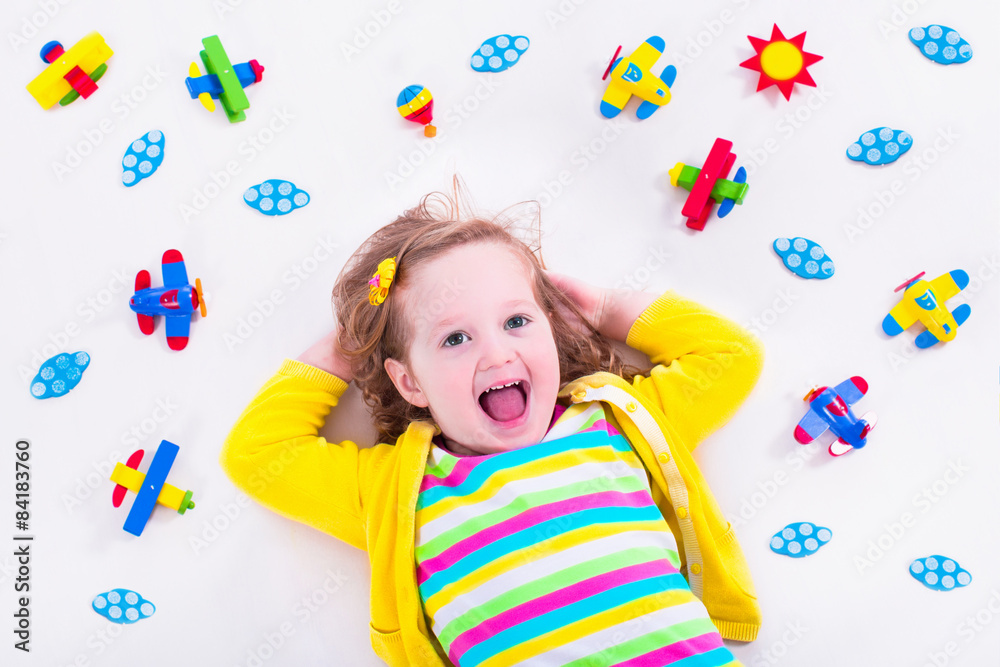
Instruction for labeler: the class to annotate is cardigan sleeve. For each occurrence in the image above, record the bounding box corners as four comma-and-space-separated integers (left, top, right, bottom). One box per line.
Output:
624, 291, 764, 452
219, 359, 374, 550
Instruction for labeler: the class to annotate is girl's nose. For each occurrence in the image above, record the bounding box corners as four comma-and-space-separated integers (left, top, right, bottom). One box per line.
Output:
477, 333, 516, 372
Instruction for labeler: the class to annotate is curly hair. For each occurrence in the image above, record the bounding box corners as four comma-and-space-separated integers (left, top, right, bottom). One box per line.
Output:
332, 185, 643, 444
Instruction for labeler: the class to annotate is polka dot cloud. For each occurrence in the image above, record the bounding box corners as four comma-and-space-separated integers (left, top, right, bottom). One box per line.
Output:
770, 522, 832, 558
910, 555, 972, 591
909, 25, 972, 65
122, 130, 164, 187
471, 35, 529, 73
847, 127, 912, 166
773, 238, 834, 279
30, 351, 90, 399
244, 179, 310, 216
92, 589, 155, 624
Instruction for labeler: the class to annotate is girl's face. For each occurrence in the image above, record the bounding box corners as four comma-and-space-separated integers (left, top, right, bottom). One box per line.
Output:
384, 243, 561, 455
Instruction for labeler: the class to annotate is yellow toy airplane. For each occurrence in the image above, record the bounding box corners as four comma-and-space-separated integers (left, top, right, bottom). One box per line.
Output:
26, 32, 113, 109
600, 36, 676, 120
882, 270, 971, 349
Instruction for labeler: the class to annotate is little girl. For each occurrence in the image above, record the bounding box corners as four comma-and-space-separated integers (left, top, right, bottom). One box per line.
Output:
222, 190, 764, 666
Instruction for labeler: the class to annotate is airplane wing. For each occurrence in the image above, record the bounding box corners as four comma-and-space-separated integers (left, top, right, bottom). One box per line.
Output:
794, 405, 829, 444
683, 142, 734, 219
164, 315, 191, 351
833, 376, 868, 408
600, 83, 632, 118
928, 270, 970, 303
161, 249, 190, 288
626, 37, 665, 73
881, 299, 919, 336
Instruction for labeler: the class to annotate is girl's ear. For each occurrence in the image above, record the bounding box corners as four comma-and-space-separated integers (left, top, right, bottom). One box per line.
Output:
384, 358, 429, 408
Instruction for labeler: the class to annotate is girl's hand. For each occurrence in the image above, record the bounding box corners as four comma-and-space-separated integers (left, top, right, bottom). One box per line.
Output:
297, 326, 354, 382
545, 271, 609, 336
546, 271, 661, 343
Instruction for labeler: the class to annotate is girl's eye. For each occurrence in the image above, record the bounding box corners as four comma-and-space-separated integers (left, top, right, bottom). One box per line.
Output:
444, 332, 467, 347
506, 315, 529, 329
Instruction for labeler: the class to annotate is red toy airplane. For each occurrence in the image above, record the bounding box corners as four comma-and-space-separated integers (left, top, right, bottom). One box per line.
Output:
669, 138, 749, 231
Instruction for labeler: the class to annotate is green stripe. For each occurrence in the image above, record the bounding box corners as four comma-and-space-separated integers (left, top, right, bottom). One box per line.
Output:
437, 545, 673, 648
415, 475, 647, 561
424, 453, 457, 479
564, 617, 719, 667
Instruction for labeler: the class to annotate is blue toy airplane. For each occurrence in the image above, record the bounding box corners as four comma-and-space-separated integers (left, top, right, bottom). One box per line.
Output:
600, 37, 677, 120
794, 376, 876, 456
128, 249, 206, 351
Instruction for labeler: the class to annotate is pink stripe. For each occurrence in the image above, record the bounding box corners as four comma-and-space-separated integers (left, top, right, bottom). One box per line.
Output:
450, 559, 673, 661
417, 489, 653, 584
582, 418, 621, 437
420, 455, 480, 491
613, 631, 726, 666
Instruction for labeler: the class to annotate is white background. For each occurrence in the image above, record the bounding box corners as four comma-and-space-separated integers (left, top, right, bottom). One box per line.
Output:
2, 0, 998, 665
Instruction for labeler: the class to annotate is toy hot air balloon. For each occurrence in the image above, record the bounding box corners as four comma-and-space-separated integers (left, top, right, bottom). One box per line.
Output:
397, 85, 436, 137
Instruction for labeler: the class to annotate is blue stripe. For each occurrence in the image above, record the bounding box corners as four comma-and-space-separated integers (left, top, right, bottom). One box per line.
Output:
457, 572, 689, 667
417, 431, 632, 509
419, 504, 663, 599
669, 646, 737, 667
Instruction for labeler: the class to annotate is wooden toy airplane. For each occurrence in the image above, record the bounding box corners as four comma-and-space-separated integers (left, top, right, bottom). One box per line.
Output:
110, 441, 195, 537
600, 36, 677, 120
185, 35, 263, 123
129, 249, 206, 351
882, 270, 971, 348
670, 138, 749, 231
795, 377, 876, 457
26, 32, 113, 109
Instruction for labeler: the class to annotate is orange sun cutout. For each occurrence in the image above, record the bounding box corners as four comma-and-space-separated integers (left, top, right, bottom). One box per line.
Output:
740, 24, 822, 100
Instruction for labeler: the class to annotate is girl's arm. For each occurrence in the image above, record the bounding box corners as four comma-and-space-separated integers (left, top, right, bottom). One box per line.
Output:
219, 331, 372, 550
549, 274, 764, 451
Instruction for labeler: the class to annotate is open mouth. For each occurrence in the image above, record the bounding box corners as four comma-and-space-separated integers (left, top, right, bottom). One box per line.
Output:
478, 379, 530, 426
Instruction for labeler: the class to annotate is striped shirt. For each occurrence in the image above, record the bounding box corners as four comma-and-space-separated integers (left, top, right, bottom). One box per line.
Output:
415, 402, 738, 667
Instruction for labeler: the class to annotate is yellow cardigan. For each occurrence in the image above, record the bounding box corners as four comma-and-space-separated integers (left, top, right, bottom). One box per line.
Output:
221, 291, 764, 665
